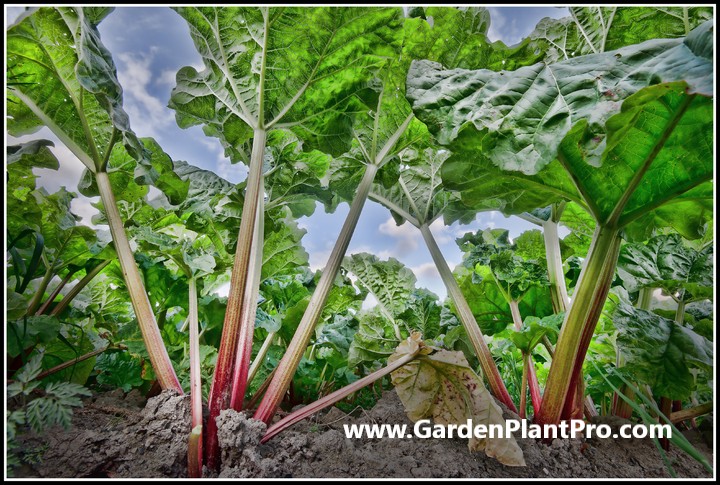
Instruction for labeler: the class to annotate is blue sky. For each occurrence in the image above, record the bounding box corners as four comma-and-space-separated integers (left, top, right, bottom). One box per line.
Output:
6, 6, 569, 299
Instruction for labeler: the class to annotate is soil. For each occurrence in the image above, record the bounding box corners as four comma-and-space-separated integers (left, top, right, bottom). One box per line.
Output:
14, 389, 714, 479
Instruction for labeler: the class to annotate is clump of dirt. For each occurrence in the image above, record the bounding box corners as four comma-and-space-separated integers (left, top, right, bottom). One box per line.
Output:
15, 389, 713, 479
17, 389, 190, 478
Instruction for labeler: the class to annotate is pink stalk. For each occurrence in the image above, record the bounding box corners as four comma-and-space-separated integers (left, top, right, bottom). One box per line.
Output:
205, 129, 267, 470
261, 350, 418, 443
229, 194, 265, 411
509, 300, 542, 414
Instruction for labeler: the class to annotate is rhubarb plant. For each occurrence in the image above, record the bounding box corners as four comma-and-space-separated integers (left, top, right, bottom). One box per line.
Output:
367, 149, 517, 410
7, 7, 187, 392
408, 21, 714, 424
169, 7, 403, 465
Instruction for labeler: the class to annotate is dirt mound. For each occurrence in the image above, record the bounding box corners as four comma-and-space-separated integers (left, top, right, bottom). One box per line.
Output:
15, 390, 713, 478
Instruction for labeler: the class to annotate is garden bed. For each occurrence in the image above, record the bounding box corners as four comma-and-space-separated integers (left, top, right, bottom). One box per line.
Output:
15, 390, 713, 479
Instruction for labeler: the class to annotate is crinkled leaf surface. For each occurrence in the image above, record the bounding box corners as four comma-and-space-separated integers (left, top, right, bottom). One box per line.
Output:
7, 7, 148, 172
348, 308, 401, 367
441, 78, 713, 241
614, 298, 712, 400
170, 7, 403, 158
408, 21, 713, 174
529, 7, 714, 63
343, 253, 416, 319
617, 234, 713, 301
370, 147, 474, 226
262, 130, 332, 217
397, 288, 443, 342
261, 215, 309, 283
390, 342, 525, 466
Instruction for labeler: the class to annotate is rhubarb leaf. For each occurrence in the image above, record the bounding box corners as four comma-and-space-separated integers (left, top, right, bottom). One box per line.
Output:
348, 308, 400, 367
614, 299, 712, 400
7, 7, 148, 173
390, 343, 525, 466
617, 234, 713, 302
529, 7, 714, 63
408, 21, 713, 174
343, 253, 416, 319
170, 7, 403, 158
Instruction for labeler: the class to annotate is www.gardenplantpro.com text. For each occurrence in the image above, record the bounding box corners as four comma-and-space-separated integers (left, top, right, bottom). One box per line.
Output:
344, 420, 671, 440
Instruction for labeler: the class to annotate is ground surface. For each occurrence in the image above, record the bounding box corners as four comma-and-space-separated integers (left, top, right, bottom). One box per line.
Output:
14, 389, 714, 478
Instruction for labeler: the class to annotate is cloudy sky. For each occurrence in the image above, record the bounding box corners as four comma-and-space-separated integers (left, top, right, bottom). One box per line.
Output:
5, 6, 569, 299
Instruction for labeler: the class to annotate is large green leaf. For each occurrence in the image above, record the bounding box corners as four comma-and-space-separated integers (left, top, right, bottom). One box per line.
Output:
453, 264, 553, 337
369, 147, 474, 227
453, 266, 511, 336
7, 7, 148, 173
614, 299, 712, 400
315, 313, 357, 358
347, 308, 401, 367
529, 7, 714, 63
442, 79, 713, 241
390, 336, 525, 466
343, 253, 416, 319
261, 215, 309, 283
507, 317, 558, 354
404, 7, 545, 72
320, 269, 368, 323
617, 234, 713, 302
408, 21, 713, 175
397, 288, 443, 341
457, 228, 551, 303
169, 7, 403, 158
263, 130, 332, 217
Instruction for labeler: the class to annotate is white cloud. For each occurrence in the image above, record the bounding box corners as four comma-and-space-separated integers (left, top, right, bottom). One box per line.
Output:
70, 197, 102, 229
487, 7, 522, 45
308, 248, 332, 272
116, 49, 176, 139
378, 217, 420, 253
410, 262, 439, 280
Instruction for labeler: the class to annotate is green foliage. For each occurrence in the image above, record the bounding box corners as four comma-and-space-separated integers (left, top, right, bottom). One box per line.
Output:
4, 6, 716, 454
7, 353, 91, 475
95, 351, 144, 392
617, 234, 713, 302
613, 297, 712, 400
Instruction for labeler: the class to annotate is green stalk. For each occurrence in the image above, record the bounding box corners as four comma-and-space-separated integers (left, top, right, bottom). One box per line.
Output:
254, 163, 379, 424
247, 330, 276, 388
205, 128, 267, 471
542, 216, 569, 314
35, 269, 76, 316
187, 276, 203, 478
96, 171, 182, 392
420, 223, 517, 413
536, 225, 621, 426
519, 353, 529, 419
509, 300, 542, 414
261, 349, 419, 443
50, 260, 111, 316
26, 265, 54, 316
